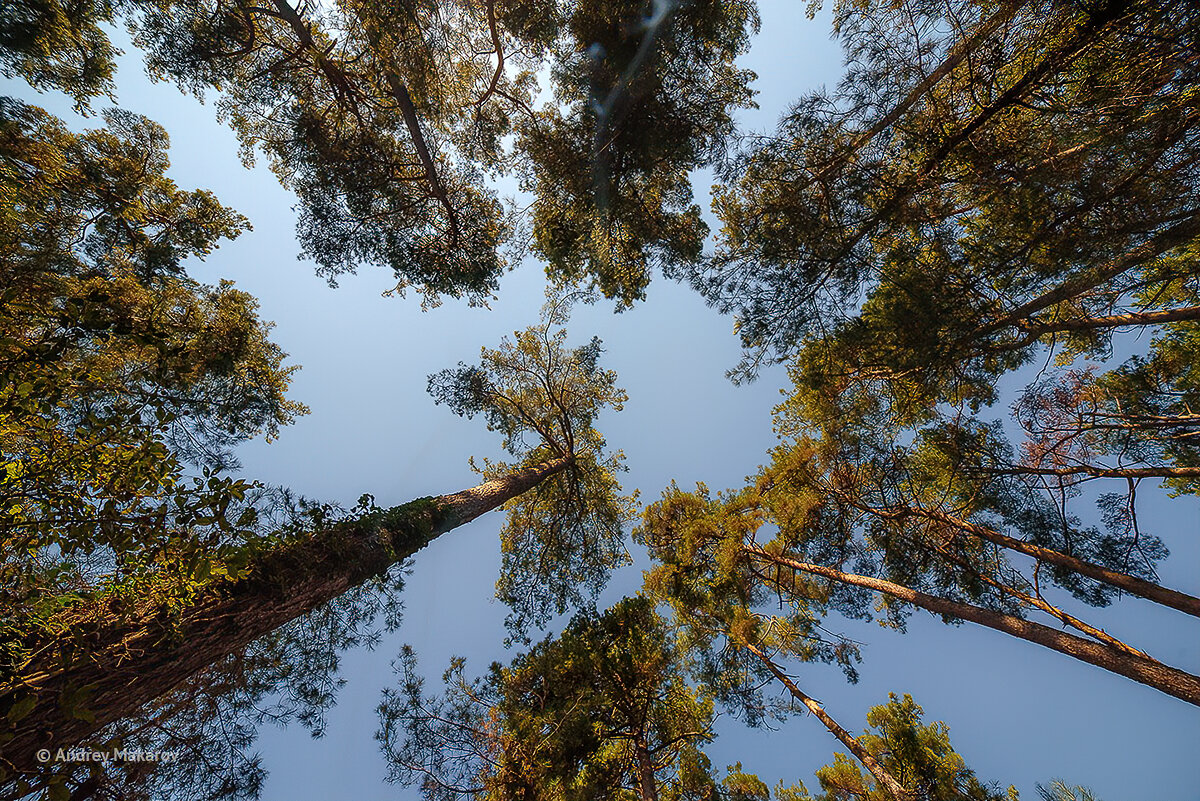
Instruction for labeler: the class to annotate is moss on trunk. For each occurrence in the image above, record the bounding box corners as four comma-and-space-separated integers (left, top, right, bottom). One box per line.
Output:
0, 458, 570, 787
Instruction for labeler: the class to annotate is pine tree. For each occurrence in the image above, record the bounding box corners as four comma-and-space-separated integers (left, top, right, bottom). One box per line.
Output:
1, 303, 633, 798
778, 694, 1017, 801
2, 0, 759, 305
378, 597, 753, 801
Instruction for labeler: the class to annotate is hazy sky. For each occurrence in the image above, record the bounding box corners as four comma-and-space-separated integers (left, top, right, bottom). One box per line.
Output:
6, 2, 1198, 798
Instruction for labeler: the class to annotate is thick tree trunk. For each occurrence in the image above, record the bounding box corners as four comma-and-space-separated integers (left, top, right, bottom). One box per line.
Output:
743, 644, 912, 801
0, 458, 570, 782
750, 551, 1200, 707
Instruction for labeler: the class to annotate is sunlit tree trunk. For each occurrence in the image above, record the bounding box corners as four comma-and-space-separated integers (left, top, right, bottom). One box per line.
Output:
742, 643, 912, 801
1, 457, 571, 780
1018, 304, 1200, 335
746, 549, 1200, 707
904, 507, 1200, 618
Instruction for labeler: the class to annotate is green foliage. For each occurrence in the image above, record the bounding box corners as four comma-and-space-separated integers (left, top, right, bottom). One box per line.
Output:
2, 0, 761, 305
428, 298, 624, 461
137, 0, 515, 302
637, 373, 1189, 709
638, 481, 861, 727
0, 0, 122, 110
630, 0, 1200, 703
378, 598, 759, 801
1035, 780, 1100, 801
681, 5, 1200, 628
429, 296, 636, 634
779, 694, 1015, 801
521, 0, 759, 304
2, 2, 1190, 797
722, 764, 769, 801
699, 0, 1200, 384
765, 405, 1167, 617
0, 100, 304, 682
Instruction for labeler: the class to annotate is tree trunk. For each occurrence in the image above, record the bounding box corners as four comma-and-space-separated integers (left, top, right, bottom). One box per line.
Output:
972, 211, 1200, 340
908, 506, 1200, 618
743, 644, 912, 801
750, 552, 1200, 707
632, 732, 659, 801
1019, 304, 1200, 335
0, 457, 571, 782
981, 464, 1200, 479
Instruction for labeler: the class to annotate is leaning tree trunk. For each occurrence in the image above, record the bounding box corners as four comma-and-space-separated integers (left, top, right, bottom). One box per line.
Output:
908, 507, 1200, 618
0, 457, 571, 782
743, 643, 912, 801
749, 550, 1200, 707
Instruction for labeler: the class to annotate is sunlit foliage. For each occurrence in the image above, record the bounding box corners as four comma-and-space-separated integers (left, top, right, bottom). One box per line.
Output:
698, 0, 1200, 386
0, 101, 305, 683
779, 694, 1016, 801
1, 0, 760, 305
378, 597, 760, 801
429, 296, 636, 635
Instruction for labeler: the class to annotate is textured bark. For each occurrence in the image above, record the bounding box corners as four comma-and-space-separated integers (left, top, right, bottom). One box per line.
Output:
0, 458, 570, 781
750, 551, 1200, 707
743, 644, 912, 801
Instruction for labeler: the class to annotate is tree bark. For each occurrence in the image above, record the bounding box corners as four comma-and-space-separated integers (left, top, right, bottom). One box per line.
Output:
979, 464, 1200, 479
1019, 304, 1200, 335
383, 75, 463, 246
0, 457, 571, 782
748, 551, 1200, 707
632, 733, 659, 801
743, 643, 912, 801
906, 506, 1200, 618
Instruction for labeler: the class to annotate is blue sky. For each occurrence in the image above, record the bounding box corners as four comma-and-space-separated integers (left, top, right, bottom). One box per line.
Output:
6, 2, 1198, 798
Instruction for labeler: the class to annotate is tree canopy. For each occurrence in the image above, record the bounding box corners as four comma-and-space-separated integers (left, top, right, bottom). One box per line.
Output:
780, 694, 1016, 801
1, 98, 305, 686
2, 0, 760, 305
379, 598, 735, 801
2, 0, 1198, 799
699, 0, 1200, 382
428, 297, 637, 634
